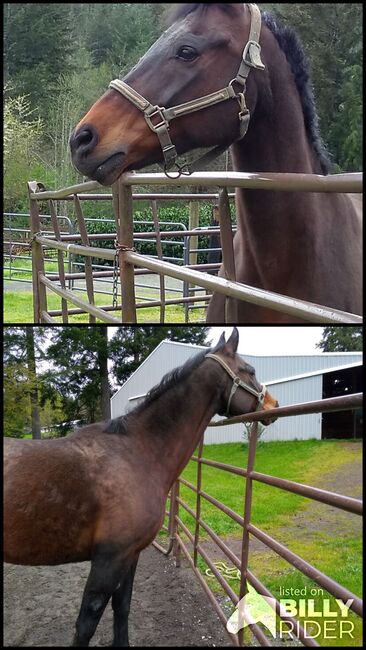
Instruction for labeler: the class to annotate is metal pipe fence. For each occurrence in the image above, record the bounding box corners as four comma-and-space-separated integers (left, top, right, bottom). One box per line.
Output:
154, 392, 363, 647
24, 183, 230, 322
4, 213, 74, 288
27, 171, 362, 323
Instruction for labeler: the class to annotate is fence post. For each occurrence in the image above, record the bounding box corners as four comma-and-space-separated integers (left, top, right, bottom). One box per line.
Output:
113, 180, 136, 323
28, 182, 48, 323
188, 196, 200, 313
238, 421, 259, 646
218, 187, 238, 323
172, 479, 181, 568
73, 195, 96, 324
49, 200, 69, 323
151, 199, 166, 323
193, 436, 205, 567
189, 199, 199, 266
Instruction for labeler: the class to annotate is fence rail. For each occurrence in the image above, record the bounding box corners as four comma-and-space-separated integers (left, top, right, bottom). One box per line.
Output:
153, 392, 363, 646
28, 171, 362, 324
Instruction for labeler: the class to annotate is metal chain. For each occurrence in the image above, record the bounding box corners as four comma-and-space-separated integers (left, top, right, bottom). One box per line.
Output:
30, 231, 42, 243
113, 240, 136, 309
112, 247, 119, 309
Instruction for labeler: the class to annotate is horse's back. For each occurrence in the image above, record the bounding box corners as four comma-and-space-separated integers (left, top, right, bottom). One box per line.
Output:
4, 436, 99, 565
4, 431, 167, 566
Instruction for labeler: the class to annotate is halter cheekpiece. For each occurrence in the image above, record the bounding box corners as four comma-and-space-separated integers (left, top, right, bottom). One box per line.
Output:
205, 353, 267, 418
108, 3, 265, 177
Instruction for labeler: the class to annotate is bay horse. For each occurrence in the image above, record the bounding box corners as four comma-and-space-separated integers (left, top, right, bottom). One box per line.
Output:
4, 328, 278, 647
70, 3, 362, 323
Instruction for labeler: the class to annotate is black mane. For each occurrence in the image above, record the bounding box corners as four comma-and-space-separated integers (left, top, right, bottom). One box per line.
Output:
104, 344, 214, 435
261, 12, 331, 174
166, 4, 331, 175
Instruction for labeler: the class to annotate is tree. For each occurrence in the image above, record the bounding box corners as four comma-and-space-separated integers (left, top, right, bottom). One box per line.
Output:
45, 326, 111, 426
4, 363, 32, 437
261, 3, 363, 171
4, 3, 75, 112
109, 326, 211, 384
3, 327, 47, 438
4, 91, 44, 212
316, 327, 362, 352
25, 328, 41, 439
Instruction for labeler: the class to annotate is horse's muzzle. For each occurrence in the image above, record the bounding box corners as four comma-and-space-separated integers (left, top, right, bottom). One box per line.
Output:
260, 399, 279, 426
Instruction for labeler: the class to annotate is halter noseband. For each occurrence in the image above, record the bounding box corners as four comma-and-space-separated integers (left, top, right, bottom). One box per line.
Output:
205, 353, 267, 418
108, 3, 265, 177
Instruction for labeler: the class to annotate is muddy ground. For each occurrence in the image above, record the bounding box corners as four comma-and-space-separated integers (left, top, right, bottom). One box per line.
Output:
4, 443, 362, 647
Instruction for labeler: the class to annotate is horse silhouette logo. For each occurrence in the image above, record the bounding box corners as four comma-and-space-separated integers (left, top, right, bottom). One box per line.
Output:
226, 583, 277, 638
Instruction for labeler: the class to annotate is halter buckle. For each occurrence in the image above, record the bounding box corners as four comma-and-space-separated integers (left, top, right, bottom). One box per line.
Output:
145, 106, 169, 132
243, 40, 265, 70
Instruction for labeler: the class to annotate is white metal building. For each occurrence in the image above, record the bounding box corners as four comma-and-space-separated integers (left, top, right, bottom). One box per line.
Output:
110, 341, 362, 443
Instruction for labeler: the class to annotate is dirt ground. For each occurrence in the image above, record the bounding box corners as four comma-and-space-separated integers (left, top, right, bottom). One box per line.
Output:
4, 443, 362, 648
4, 545, 230, 647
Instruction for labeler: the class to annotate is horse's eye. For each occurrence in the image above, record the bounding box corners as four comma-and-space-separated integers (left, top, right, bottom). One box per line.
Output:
176, 45, 198, 61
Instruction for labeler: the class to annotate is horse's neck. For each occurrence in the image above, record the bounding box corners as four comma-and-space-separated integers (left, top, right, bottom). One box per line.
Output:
132, 368, 220, 492
229, 75, 325, 288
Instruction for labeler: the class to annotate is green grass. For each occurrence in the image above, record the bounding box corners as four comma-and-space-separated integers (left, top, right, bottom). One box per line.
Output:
249, 535, 362, 647
4, 256, 56, 280
4, 254, 208, 322
3, 290, 206, 323
177, 440, 361, 534
157, 440, 362, 646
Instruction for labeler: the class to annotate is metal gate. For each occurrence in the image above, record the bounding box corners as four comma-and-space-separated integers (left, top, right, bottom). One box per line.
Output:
153, 391, 363, 646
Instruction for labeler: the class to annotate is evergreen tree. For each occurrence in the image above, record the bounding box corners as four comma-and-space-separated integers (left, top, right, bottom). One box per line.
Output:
4, 3, 75, 111
3, 327, 47, 438
45, 326, 111, 425
261, 3, 362, 171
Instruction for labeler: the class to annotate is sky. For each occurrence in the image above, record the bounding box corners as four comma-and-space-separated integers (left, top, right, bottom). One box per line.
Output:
106, 326, 326, 355
209, 327, 325, 355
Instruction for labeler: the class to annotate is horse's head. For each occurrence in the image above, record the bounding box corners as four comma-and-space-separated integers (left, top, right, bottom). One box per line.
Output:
207, 328, 278, 423
70, 4, 266, 185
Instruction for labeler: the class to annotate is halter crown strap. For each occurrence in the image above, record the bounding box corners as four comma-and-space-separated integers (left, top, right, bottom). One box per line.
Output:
108, 3, 265, 175
205, 352, 267, 417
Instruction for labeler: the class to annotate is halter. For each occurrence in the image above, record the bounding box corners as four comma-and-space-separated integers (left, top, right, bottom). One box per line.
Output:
205, 353, 267, 418
109, 3, 265, 177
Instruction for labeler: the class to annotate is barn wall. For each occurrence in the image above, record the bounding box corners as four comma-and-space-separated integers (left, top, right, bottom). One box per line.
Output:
110, 341, 361, 443
204, 375, 322, 444
110, 342, 207, 418
238, 353, 362, 383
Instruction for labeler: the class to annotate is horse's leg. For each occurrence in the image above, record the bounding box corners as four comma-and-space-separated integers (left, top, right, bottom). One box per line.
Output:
112, 554, 139, 647
73, 551, 133, 647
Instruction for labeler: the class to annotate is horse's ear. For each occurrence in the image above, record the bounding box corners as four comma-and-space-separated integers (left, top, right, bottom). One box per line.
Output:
226, 327, 239, 355
212, 331, 226, 352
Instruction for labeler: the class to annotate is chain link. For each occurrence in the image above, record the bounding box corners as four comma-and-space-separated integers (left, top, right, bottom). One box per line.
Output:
112, 248, 119, 309
113, 241, 136, 309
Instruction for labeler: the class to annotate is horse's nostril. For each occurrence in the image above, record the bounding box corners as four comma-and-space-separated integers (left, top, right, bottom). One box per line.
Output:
70, 124, 99, 158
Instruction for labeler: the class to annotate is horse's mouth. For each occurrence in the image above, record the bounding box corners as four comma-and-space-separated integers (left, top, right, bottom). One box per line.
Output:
260, 414, 278, 426
92, 152, 129, 185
